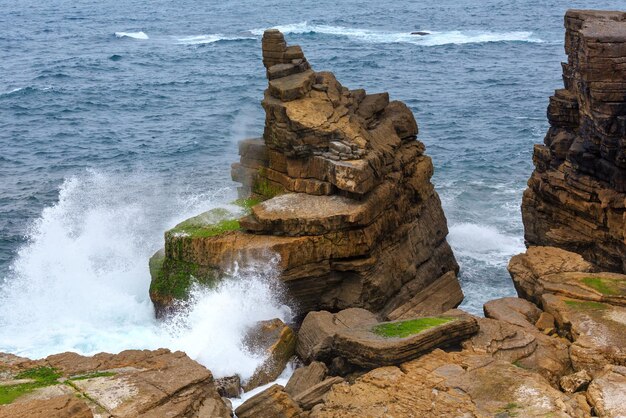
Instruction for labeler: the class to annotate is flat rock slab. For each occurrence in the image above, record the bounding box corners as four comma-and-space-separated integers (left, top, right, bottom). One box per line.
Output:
310, 349, 588, 417
542, 293, 626, 372
249, 191, 385, 236
0, 349, 231, 418
235, 384, 302, 418
268, 69, 315, 101
332, 313, 478, 369
587, 365, 626, 418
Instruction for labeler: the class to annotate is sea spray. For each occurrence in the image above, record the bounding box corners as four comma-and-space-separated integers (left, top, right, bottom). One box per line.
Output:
0, 170, 292, 380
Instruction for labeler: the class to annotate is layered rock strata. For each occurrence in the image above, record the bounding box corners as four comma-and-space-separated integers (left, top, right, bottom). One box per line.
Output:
150, 30, 461, 319
0, 349, 231, 418
522, 10, 626, 272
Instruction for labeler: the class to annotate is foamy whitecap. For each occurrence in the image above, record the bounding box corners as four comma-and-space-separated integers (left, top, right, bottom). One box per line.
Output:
250, 22, 541, 46
448, 222, 525, 266
175, 34, 255, 45
115, 31, 149, 40
0, 171, 291, 381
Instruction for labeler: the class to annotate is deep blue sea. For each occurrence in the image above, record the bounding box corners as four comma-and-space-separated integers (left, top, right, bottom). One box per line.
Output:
1, 0, 624, 376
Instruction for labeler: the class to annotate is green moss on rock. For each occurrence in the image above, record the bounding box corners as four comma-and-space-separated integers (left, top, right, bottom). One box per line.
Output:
69, 371, 116, 381
149, 250, 217, 303
563, 300, 608, 310
581, 276, 621, 295
232, 197, 263, 212
372, 317, 456, 338
0, 367, 61, 405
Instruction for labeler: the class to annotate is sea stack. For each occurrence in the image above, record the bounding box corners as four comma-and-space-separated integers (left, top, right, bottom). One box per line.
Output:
522, 10, 626, 272
150, 29, 462, 318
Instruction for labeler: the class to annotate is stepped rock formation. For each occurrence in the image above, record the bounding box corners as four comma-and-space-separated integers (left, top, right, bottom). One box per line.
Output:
522, 10, 626, 272
150, 29, 462, 319
0, 349, 231, 418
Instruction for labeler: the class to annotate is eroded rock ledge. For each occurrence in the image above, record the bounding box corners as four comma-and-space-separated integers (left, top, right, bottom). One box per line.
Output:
150, 29, 462, 319
522, 10, 626, 272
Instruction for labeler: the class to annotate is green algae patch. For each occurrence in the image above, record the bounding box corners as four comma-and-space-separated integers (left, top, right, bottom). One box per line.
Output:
0, 367, 61, 405
496, 402, 521, 417
372, 317, 456, 338
150, 256, 216, 301
232, 197, 263, 211
69, 371, 116, 381
168, 218, 241, 239
563, 300, 608, 310
581, 277, 621, 296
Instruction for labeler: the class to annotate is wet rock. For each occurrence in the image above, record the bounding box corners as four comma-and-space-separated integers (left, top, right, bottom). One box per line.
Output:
243, 318, 296, 392
215, 375, 241, 398
586, 365, 626, 418
284, 361, 328, 398
560, 370, 592, 393
234, 384, 302, 418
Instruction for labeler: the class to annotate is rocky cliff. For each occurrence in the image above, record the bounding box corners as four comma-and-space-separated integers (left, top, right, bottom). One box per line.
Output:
150, 30, 462, 319
522, 10, 626, 272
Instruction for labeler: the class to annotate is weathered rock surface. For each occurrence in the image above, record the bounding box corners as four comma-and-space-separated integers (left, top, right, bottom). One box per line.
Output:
509, 246, 626, 374
234, 384, 302, 418
522, 10, 626, 273
242, 318, 296, 392
296, 308, 478, 372
586, 365, 626, 418
309, 349, 589, 417
560, 370, 592, 393
0, 349, 231, 418
150, 29, 461, 320
284, 362, 327, 398
292, 376, 343, 411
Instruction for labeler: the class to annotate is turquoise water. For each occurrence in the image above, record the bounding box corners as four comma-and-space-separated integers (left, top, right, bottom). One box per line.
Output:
1, 0, 624, 366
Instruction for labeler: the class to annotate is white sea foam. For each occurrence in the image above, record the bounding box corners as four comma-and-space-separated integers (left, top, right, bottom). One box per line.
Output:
176, 34, 255, 45
448, 222, 525, 266
250, 22, 542, 46
115, 31, 149, 40
0, 171, 291, 381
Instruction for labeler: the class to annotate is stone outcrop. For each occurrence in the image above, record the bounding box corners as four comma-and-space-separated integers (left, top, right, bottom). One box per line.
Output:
150, 29, 461, 320
309, 349, 589, 418
0, 349, 231, 418
586, 365, 626, 418
522, 10, 626, 272
509, 246, 626, 374
296, 308, 478, 373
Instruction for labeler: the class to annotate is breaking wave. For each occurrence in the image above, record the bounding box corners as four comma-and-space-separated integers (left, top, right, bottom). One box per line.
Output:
0, 171, 291, 380
250, 22, 542, 46
115, 31, 149, 40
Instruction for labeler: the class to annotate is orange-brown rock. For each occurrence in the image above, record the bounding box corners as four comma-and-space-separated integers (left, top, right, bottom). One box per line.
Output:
242, 318, 296, 392
0, 349, 231, 418
522, 10, 626, 272
309, 349, 589, 418
234, 384, 302, 418
509, 246, 626, 374
151, 30, 461, 321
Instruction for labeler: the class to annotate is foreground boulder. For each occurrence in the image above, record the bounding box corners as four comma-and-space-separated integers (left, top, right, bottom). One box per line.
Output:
242, 318, 296, 391
0, 349, 231, 418
150, 29, 462, 320
296, 308, 478, 372
522, 10, 626, 272
234, 384, 302, 418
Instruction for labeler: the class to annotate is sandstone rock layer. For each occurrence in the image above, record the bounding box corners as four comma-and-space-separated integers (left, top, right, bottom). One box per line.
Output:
150, 30, 461, 320
522, 10, 626, 272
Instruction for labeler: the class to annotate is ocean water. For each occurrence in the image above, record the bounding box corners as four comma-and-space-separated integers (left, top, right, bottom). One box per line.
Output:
1, 0, 625, 378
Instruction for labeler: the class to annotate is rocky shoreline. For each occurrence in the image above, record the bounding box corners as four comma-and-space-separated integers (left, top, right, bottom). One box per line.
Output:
2, 9, 626, 418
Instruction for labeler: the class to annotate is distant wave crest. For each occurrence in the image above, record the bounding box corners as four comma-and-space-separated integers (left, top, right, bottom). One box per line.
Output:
115, 31, 149, 40
250, 22, 542, 46
175, 34, 255, 45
